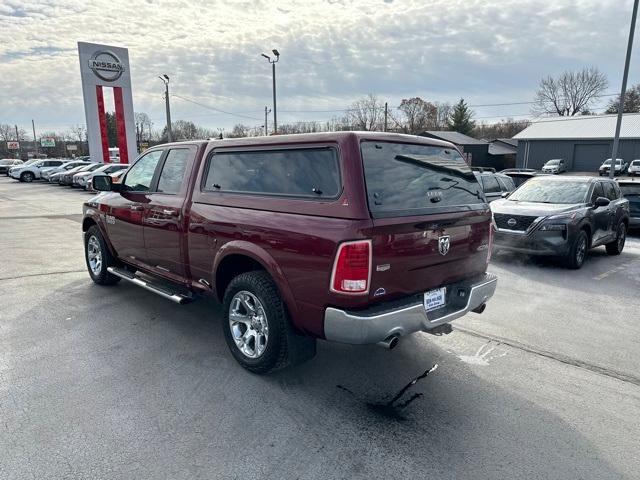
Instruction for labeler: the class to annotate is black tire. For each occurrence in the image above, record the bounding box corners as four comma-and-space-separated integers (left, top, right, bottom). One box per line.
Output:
606, 222, 626, 256
21, 171, 34, 183
84, 225, 120, 285
222, 271, 291, 374
565, 230, 589, 269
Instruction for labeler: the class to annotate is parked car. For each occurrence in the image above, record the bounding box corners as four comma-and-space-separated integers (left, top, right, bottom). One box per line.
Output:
84, 132, 497, 373
501, 170, 537, 187
42, 160, 90, 181
599, 158, 628, 176
541, 159, 566, 174
491, 176, 629, 268
59, 163, 101, 186
0, 159, 24, 174
627, 159, 640, 177
617, 179, 640, 228
7, 159, 38, 177
10, 159, 67, 182
474, 171, 516, 202
75, 163, 129, 190
85, 164, 129, 191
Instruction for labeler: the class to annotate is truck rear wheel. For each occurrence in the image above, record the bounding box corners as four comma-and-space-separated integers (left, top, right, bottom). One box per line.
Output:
222, 271, 291, 374
84, 225, 120, 285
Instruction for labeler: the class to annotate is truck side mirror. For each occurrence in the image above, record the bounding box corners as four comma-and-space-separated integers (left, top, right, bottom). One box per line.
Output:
93, 175, 119, 192
594, 196, 610, 208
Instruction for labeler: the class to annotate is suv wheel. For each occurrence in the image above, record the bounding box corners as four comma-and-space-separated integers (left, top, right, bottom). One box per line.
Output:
606, 222, 626, 255
566, 230, 589, 269
222, 271, 289, 374
21, 171, 34, 183
84, 225, 120, 285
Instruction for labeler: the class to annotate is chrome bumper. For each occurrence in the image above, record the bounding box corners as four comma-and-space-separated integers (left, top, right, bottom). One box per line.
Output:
323, 273, 497, 345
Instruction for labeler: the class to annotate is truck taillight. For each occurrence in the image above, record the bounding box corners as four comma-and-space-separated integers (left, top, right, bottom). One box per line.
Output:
330, 240, 372, 294
487, 224, 494, 264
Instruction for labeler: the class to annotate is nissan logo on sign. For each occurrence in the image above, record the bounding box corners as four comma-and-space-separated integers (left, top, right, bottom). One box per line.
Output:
88, 50, 125, 82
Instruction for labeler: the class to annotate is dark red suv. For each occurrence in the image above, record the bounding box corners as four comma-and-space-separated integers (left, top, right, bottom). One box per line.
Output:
83, 132, 497, 373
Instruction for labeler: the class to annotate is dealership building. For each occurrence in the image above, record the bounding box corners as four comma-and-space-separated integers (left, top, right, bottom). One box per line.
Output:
513, 113, 640, 172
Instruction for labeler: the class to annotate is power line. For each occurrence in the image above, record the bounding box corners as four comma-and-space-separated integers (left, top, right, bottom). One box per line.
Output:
171, 94, 262, 121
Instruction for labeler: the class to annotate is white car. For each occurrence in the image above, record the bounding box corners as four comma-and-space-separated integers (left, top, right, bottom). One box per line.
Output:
74, 163, 128, 189
41, 161, 91, 181
541, 158, 566, 174
10, 159, 66, 182
628, 159, 640, 177
598, 158, 628, 176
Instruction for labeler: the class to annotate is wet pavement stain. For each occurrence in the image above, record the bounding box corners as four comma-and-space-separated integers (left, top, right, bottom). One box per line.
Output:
337, 363, 439, 421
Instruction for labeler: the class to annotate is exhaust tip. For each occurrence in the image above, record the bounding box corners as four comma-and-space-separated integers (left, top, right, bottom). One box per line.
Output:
472, 303, 487, 314
377, 335, 400, 350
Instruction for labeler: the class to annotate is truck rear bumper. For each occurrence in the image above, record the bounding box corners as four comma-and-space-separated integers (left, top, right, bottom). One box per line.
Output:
323, 273, 497, 345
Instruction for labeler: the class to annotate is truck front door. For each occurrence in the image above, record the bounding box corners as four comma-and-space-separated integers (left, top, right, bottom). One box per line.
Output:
142, 147, 196, 282
106, 149, 164, 266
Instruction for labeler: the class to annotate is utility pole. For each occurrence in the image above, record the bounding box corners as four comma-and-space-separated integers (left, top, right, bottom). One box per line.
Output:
261, 50, 280, 134
159, 74, 172, 142
32, 119, 37, 156
14, 125, 20, 158
610, 0, 638, 179
384, 102, 388, 132
264, 106, 271, 136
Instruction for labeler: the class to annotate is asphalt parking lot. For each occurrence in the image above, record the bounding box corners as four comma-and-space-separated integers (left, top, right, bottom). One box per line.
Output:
1, 176, 639, 480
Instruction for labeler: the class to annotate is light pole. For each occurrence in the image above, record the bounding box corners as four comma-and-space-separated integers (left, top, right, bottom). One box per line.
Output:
609, 0, 638, 179
261, 49, 280, 134
159, 74, 172, 142
264, 106, 271, 135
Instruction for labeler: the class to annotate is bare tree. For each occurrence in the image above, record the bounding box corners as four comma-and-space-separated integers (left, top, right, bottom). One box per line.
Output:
397, 97, 438, 134
434, 102, 452, 130
473, 118, 531, 139
343, 94, 384, 131
227, 124, 250, 138
533, 67, 608, 116
134, 112, 153, 141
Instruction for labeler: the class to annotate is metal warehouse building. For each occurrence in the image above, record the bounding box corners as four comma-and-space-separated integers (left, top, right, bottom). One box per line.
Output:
513, 113, 640, 172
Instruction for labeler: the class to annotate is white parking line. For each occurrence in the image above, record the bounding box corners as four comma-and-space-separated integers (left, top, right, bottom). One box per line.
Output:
593, 261, 636, 280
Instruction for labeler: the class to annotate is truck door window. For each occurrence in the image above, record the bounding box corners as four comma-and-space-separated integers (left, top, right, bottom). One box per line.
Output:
122, 150, 163, 192
157, 149, 190, 194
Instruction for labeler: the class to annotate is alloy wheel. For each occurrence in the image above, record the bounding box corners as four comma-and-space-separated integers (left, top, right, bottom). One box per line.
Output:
87, 235, 103, 276
228, 291, 269, 359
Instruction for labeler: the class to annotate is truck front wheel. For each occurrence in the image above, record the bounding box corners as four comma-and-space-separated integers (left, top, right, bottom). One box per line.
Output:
222, 271, 294, 374
84, 225, 120, 285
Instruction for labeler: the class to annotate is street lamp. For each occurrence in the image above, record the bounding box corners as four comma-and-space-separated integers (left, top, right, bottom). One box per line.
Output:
261, 49, 280, 134
159, 74, 172, 142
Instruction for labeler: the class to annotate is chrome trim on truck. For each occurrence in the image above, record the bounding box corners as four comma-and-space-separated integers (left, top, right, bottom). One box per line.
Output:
323, 273, 497, 345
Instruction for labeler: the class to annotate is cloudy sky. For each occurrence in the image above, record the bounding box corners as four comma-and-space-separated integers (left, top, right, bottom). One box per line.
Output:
1, 0, 638, 135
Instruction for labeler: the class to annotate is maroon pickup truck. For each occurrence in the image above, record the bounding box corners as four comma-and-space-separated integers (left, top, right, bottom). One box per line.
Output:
83, 132, 497, 373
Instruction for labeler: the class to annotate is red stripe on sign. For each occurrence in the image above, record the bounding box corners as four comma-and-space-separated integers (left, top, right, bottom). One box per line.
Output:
96, 85, 110, 163
113, 87, 129, 164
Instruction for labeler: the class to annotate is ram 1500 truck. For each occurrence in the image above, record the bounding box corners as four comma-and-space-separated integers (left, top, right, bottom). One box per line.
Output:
83, 132, 497, 373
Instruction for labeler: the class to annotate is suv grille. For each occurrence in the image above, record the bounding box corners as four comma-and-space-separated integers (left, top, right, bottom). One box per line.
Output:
494, 213, 539, 231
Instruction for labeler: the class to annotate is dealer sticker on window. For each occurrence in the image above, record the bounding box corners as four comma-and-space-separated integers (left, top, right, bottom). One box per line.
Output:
424, 287, 446, 312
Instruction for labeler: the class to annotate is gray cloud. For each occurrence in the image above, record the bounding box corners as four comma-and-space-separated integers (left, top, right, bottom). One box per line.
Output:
0, 0, 637, 132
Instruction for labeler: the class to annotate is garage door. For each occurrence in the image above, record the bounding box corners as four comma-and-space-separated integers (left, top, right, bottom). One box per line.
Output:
573, 143, 610, 172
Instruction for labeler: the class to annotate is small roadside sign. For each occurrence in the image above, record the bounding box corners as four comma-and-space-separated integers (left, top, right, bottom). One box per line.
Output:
41, 137, 56, 147
7, 141, 19, 150
66, 144, 78, 151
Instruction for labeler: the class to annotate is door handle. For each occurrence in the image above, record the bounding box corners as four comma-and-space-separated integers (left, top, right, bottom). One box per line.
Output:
130, 205, 143, 211
162, 209, 178, 215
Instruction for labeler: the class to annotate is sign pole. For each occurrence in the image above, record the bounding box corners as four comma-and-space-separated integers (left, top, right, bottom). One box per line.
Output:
32, 119, 38, 156
609, 0, 638, 179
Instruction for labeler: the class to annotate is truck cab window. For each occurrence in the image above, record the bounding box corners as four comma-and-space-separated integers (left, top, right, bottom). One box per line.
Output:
122, 150, 163, 192
157, 149, 190, 194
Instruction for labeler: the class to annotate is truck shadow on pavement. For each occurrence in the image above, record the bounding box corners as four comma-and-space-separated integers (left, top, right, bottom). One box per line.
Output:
2, 275, 629, 480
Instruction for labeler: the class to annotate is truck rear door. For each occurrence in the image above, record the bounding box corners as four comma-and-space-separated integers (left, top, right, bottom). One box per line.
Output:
360, 140, 491, 302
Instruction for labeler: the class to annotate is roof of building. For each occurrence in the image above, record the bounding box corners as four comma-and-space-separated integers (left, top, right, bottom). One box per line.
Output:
513, 113, 640, 140
495, 138, 518, 147
488, 142, 517, 156
421, 131, 488, 145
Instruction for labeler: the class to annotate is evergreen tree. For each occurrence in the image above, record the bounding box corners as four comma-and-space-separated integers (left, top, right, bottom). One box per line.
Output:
447, 99, 476, 135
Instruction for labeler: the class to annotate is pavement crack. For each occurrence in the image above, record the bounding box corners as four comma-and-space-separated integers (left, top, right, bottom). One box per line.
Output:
454, 326, 640, 387
0, 270, 86, 282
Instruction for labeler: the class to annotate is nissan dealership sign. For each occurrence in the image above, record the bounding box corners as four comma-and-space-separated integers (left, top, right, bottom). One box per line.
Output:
78, 42, 136, 164
88, 50, 125, 82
